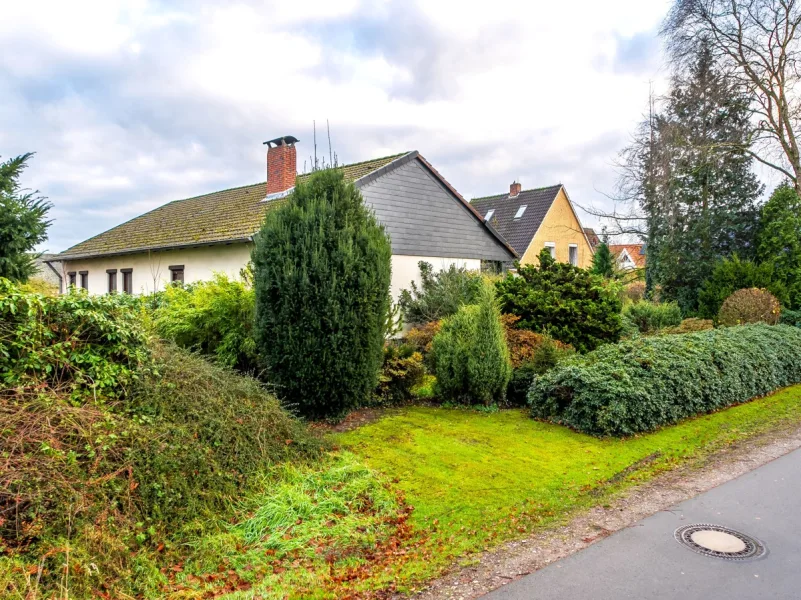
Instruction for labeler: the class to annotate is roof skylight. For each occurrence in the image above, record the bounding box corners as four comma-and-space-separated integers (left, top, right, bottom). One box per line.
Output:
484, 209, 495, 221
514, 205, 527, 219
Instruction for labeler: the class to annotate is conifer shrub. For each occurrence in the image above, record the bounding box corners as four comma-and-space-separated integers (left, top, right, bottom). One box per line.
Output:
495, 249, 622, 352
432, 281, 511, 405
252, 169, 392, 419
697, 255, 787, 319
398, 261, 484, 325
373, 344, 426, 405
622, 300, 682, 334
506, 336, 574, 406
662, 317, 714, 334
529, 324, 801, 437
718, 288, 781, 326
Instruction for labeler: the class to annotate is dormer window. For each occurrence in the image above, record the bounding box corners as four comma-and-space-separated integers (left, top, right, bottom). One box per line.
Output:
484, 209, 495, 222
514, 205, 527, 219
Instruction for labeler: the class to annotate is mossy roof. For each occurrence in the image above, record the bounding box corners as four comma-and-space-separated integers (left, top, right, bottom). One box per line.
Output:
58, 153, 408, 260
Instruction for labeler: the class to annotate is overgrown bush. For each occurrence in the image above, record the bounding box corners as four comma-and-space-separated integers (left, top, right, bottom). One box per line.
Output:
432, 281, 511, 405
506, 336, 574, 406
622, 300, 682, 334
718, 288, 781, 326
373, 344, 426, 405
529, 324, 801, 437
253, 169, 392, 419
697, 255, 787, 319
495, 249, 623, 352
398, 261, 484, 325
153, 273, 258, 372
0, 278, 150, 399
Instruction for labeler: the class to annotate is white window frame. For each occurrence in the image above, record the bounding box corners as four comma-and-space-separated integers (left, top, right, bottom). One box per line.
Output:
568, 243, 578, 266
484, 209, 495, 222
514, 205, 528, 219
544, 241, 556, 259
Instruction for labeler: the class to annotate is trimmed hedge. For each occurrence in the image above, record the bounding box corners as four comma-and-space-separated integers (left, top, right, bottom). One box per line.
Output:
529, 324, 801, 437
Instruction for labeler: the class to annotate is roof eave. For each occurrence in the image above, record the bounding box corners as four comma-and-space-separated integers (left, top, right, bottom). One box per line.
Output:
57, 237, 253, 262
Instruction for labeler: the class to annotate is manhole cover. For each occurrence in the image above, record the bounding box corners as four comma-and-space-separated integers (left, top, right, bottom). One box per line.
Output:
674, 524, 766, 561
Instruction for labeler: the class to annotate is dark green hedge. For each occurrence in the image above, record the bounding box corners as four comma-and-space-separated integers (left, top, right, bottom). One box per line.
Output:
528, 324, 801, 437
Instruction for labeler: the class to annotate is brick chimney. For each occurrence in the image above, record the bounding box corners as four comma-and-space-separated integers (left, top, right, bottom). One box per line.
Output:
263, 135, 299, 195
509, 180, 522, 197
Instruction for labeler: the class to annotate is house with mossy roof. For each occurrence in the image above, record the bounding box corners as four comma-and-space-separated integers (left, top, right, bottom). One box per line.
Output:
470, 181, 594, 268
54, 136, 515, 298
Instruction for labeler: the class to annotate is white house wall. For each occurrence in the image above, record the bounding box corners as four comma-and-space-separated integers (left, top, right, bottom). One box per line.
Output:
61, 243, 252, 295
62, 245, 481, 303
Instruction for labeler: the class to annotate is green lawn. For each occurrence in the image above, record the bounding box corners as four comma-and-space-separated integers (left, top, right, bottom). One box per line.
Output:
333, 384, 801, 591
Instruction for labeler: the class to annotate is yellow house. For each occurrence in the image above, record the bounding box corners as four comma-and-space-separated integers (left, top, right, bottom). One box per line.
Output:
470, 182, 594, 268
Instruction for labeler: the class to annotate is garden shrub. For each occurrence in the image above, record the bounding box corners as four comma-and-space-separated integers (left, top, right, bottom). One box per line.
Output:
780, 308, 801, 327
0, 278, 151, 399
662, 317, 714, 334
405, 320, 441, 356
253, 169, 392, 419
432, 281, 511, 405
529, 324, 801, 437
718, 288, 781, 326
506, 336, 574, 406
502, 313, 572, 368
398, 261, 484, 325
623, 281, 646, 303
622, 300, 682, 334
153, 272, 258, 372
697, 255, 787, 319
373, 344, 426, 405
495, 248, 622, 353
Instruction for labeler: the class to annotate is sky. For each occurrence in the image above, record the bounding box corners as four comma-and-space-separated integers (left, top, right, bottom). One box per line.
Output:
1, 0, 674, 253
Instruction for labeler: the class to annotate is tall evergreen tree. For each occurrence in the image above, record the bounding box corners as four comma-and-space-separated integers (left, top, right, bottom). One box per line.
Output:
0, 153, 51, 282
252, 168, 392, 419
642, 43, 763, 313
757, 182, 801, 308
591, 242, 615, 279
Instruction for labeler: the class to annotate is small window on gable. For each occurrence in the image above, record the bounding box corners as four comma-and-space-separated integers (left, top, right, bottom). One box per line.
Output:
169, 265, 185, 284
79, 271, 88, 290
569, 244, 578, 266
545, 242, 556, 259
484, 209, 495, 222
514, 205, 527, 219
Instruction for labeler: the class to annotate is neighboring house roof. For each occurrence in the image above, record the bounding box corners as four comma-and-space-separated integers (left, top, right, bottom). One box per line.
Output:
584, 227, 600, 248
469, 184, 572, 255
609, 244, 646, 268
58, 151, 515, 261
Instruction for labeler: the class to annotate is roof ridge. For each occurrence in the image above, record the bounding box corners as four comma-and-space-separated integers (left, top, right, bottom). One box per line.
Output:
470, 183, 562, 202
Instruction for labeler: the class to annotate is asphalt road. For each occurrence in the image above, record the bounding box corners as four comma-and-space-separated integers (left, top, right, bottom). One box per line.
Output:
482, 447, 801, 600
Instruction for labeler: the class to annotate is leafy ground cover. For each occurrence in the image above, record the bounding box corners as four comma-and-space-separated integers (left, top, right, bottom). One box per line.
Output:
331, 385, 801, 594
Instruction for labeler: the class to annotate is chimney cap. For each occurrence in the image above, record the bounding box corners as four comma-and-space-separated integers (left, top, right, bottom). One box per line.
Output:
263, 135, 299, 148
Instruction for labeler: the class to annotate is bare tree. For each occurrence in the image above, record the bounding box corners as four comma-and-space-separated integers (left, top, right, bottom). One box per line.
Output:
663, 0, 801, 191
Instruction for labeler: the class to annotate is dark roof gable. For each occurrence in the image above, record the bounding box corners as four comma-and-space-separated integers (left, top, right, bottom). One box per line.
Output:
469, 184, 563, 255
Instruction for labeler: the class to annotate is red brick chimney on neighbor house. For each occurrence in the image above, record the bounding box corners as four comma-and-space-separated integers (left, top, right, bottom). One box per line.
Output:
509, 181, 522, 197
264, 135, 298, 195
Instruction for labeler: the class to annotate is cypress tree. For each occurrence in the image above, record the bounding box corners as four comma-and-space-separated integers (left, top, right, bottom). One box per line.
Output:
591, 242, 615, 279
252, 169, 392, 419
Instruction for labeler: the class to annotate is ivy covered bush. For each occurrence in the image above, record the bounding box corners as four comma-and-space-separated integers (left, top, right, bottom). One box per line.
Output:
495, 249, 623, 352
432, 281, 511, 405
398, 261, 484, 325
718, 288, 781, 326
253, 169, 392, 419
529, 324, 801, 437
153, 272, 258, 373
622, 300, 682, 334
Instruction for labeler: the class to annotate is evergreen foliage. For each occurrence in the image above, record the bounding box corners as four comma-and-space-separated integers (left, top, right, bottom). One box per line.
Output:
0, 153, 52, 282
495, 248, 623, 353
697, 255, 787, 319
756, 183, 801, 308
398, 261, 484, 325
622, 300, 683, 334
252, 169, 392, 419
432, 281, 511, 405
590, 242, 615, 278
530, 324, 801, 436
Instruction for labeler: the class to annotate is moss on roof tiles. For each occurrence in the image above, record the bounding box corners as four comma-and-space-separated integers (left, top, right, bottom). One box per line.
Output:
59, 153, 408, 259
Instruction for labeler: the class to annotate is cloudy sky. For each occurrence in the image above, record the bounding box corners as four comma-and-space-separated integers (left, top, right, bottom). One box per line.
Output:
1, 0, 672, 253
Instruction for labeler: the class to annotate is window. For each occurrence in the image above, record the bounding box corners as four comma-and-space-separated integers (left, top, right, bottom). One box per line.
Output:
569, 244, 578, 266
107, 269, 117, 293
514, 205, 527, 219
169, 265, 185, 284
545, 242, 556, 259
79, 271, 88, 290
121, 268, 133, 294
484, 209, 495, 222
67, 272, 76, 288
